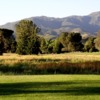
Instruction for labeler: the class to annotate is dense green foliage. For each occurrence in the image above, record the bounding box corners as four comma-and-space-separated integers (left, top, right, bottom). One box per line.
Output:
16, 20, 41, 54
40, 37, 48, 54
1, 19, 100, 55
84, 37, 97, 52
53, 38, 63, 53
95, 31, 100, 51
0, 29, 16, 54
0, 32, 4, 55
58, 32, 83, 52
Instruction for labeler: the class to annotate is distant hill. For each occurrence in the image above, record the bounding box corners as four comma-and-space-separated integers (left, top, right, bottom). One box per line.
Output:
1, 11, 100, 39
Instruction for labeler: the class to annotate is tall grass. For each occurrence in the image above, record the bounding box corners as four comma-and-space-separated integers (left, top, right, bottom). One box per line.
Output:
0, 52, 100, 74
1, 52, 100, 62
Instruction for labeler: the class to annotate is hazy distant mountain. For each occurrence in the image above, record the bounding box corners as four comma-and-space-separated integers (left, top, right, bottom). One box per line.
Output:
1, 11, 100, 39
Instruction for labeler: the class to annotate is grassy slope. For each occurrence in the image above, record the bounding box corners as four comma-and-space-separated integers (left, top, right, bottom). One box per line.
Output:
0, 75, 100, 100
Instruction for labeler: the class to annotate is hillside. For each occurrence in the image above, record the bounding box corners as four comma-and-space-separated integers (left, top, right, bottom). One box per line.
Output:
0, 11, 100, 39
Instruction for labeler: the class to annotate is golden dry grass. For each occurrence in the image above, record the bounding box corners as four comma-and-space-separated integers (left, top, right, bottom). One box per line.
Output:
0, 52, 100, 74
0, 52, 100, 65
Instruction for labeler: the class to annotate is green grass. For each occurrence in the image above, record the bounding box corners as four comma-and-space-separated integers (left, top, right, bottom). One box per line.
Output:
0, 75, 100, 100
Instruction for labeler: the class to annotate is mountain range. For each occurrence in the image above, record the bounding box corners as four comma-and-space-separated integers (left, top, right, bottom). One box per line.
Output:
0, 11, 100, 39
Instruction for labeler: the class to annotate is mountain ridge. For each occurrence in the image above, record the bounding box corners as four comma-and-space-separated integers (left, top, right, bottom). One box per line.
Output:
0, 11, 100, 38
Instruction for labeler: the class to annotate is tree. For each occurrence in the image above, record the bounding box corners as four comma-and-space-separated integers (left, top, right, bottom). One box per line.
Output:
53, 38, 63, 53
59, 32, 69, 47
0, 32, 4, 55
95, 38, 100, 51
59, 32, 83, 52
16, 20, 41, 55
40, 37, 48, 54
84, 37, 97, 52
0, 29, 16, 53
47, 39, 55, 53
67, 32, 83, 51
95, 31, 100, 51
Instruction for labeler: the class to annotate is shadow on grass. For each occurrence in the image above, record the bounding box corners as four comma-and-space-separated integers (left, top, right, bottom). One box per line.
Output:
0, 80, 100, 96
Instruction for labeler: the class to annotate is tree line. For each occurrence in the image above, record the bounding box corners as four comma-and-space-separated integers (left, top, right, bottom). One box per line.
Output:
0, 19, 100, 55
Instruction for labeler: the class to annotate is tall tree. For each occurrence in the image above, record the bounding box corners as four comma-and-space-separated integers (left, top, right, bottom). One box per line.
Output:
84, 37, 97, 52
40, 37, 48, 54
16, 20, 41, 55
53, 38, 63, 53
0, 32, 4, 55
95, 31, 100, 51
0, 29, 16, 53
59, 32, 83, 52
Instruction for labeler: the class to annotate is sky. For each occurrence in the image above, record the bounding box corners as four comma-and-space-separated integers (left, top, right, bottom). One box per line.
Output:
0, 0, 100, 25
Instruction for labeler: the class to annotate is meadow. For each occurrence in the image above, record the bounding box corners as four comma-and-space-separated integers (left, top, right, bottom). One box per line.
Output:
0, 75, 100, 100
1, 52, 100, 63
0, 53, 100, 99
0, 52, 100, 74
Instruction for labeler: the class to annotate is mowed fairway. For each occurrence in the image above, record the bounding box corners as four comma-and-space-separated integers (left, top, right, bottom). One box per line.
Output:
0, 75, 100, 100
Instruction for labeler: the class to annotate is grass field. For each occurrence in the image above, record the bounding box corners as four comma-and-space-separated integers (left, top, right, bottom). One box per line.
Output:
0, 52, 100, 74
1, 52, 100, 64
0, 53, 100, 99
0, 75, 100, 100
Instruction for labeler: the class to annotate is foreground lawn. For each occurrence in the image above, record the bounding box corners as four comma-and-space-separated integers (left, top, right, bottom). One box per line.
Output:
0, 75, 100, 100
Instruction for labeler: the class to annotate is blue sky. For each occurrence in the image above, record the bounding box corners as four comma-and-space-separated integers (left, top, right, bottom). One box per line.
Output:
0, 0, 100, 25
